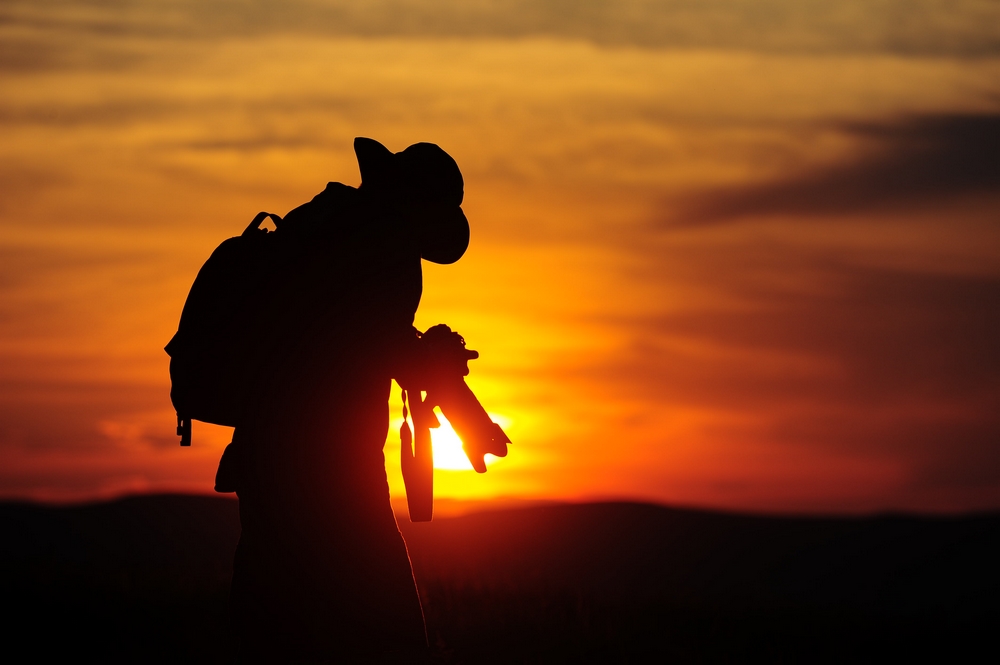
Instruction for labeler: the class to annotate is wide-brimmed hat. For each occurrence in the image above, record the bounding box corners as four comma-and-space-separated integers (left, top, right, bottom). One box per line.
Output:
354, 137, 469, 264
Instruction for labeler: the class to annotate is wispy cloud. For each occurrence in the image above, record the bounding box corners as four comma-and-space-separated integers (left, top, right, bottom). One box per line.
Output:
675, 114, 1000, 225
602, 264, 1000, 407
2, 0, 999, 71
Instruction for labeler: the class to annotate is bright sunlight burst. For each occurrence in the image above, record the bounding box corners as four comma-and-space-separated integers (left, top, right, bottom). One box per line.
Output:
430, 411, 507, 471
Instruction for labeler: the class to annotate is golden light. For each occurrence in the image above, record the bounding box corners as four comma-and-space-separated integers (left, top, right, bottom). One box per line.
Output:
430, 411, 507, 471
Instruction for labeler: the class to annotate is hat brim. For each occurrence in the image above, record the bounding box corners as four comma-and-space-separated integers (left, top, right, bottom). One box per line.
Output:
419, 206, 469, 264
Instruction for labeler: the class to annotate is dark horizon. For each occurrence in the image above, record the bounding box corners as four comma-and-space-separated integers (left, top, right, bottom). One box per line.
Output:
8, 490, 1000, 522
4, 492, 996, 661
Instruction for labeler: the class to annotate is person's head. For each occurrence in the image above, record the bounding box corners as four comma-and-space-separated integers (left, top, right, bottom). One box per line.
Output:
354, 137, 469, 264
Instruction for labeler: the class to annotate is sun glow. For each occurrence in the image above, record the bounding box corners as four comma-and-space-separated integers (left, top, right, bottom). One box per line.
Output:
430, 411, 505, 471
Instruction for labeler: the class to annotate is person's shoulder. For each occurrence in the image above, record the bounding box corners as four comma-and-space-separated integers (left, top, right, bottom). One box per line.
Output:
311, 181, 358, 206
281, 182, 359, 230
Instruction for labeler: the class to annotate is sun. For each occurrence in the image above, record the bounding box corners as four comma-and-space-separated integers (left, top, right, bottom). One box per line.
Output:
430, 411, 506, 471
430, 413, 475, 470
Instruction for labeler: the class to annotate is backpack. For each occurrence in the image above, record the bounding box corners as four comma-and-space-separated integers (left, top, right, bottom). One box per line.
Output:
165, 211, 283, 445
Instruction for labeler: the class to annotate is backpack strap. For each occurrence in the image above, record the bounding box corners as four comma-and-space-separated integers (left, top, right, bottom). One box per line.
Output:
242, 211, 283, 236
177, 414, 191, 446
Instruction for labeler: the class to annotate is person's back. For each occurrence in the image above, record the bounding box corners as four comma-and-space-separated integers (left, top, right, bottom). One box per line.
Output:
227, 138, 469, 662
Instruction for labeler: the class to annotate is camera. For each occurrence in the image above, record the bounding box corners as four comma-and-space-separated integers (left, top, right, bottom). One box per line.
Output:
398, 325, 511, 521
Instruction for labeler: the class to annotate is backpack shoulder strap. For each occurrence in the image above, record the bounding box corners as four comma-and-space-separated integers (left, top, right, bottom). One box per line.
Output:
243, 211, 283, 237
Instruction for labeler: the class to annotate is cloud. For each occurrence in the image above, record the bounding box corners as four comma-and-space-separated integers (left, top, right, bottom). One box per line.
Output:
2, 0, 999, 72
598, 263, 1000, 410
0, 380, 167, 452
0, 167, 69, 213
542, 258, 1000, 497
676, 114, 1000, 224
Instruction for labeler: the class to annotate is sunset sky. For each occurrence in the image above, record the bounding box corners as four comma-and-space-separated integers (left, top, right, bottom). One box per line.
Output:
1, 1, 998, 514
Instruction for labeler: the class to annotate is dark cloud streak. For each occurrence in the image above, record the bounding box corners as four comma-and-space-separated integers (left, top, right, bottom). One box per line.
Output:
676, 114, 1000, 225
558, 262, 1000, 491
599, 264, 1000, 408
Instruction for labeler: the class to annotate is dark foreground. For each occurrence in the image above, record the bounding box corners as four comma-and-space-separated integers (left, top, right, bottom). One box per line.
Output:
1, 495, 996, 663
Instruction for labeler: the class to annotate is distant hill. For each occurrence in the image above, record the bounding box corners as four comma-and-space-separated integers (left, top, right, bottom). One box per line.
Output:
2, 495, 997, 662
402, 501, 1000, 612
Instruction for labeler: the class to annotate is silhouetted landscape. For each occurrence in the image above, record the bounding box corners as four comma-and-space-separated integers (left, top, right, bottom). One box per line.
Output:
2, 495, 996, 662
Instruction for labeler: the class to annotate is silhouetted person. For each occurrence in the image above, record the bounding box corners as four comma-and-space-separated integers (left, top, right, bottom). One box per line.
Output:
221, 138, 470, 662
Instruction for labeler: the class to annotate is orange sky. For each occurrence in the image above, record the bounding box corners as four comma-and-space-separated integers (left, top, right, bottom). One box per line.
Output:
2, 1, 999, 513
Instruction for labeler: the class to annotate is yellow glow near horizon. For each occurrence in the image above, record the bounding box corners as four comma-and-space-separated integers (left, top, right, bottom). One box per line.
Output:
429, 411, 507, 471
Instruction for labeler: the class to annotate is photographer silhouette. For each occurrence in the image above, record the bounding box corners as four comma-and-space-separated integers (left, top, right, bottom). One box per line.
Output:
167, 138, 500, 662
